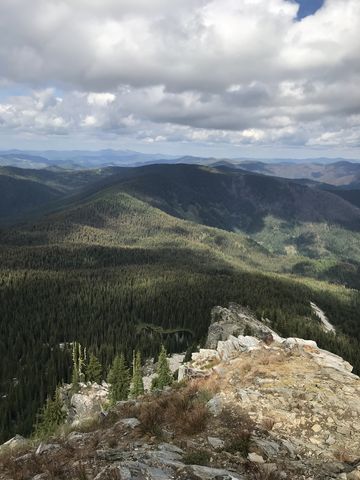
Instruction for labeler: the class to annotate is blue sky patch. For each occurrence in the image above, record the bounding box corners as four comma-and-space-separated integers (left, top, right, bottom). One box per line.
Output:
295, 0, 325, 19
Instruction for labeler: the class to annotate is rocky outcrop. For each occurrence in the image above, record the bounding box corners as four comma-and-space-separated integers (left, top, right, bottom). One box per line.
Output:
310, 301, 336, 333
60, 382, 109, 426
206, 303, 281, 349
0, 434, 27, 452
178, 304, 360, 478
2, 303, 360, 480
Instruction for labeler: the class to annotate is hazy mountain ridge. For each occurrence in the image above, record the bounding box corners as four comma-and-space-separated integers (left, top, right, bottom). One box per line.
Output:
0, 150, 180, 170
237, 160, 360, 188
1, 149, 359, 171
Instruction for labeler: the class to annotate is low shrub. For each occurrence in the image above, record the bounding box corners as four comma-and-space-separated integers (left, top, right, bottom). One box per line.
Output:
183, 449, 210, 466
135, 380, 210, 437
225, 432, 251, 456
138, 401, 163, 436
220, 408, 254, 457
180, 402, 209, 435
262, 417, 275, 431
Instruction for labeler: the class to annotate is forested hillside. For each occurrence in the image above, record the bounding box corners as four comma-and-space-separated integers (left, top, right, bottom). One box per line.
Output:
1, 164, 360, 443
0, 166, 118, 224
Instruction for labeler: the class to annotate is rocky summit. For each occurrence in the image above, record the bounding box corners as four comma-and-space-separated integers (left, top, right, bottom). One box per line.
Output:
1, 304, 360, 480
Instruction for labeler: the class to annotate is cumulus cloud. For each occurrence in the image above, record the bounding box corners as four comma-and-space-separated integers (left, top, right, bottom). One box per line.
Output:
0, 0, 359, 152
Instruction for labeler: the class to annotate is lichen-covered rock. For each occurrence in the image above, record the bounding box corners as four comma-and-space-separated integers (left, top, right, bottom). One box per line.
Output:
207, 394, 223, 416
35, 443, 61, 455
119, 417, 141, 429
0, 434, 27, 451
186, 465, 245, 479
59, 382, 109, 425
206, 304, 279, 349
207, 436, 225, 449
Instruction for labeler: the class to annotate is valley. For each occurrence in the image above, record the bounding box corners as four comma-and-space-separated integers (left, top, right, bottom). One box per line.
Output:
0, 162, 360, 443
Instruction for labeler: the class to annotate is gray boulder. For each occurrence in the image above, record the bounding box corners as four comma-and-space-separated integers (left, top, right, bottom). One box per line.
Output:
0, 434, 27, 451
187, 464, 245, 479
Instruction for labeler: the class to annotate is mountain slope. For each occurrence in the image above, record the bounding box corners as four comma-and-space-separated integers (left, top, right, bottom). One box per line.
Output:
111, 164, 360, 232
1, 163, 360, 443
85, 164, 360, 267
325, 187, 360, 209
238, 160, 360, 188
0, 166, 120, 224
0, 174, 62, 220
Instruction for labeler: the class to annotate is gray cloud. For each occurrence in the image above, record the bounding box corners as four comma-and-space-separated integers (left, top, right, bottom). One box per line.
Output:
0, 0, 359, 153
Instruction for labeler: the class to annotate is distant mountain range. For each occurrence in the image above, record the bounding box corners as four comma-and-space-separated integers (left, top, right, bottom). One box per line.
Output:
232, 160, 360, 189
0, 149, 179, 169
0, 149, 359, 172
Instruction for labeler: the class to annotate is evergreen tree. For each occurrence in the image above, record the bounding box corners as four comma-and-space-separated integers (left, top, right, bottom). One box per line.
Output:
34, 387, 66, 439
130, 351, 144, 398
107, 354, 130, 403
71, 342, 86, 386
79, 344, 86, 383
151, 345, 173, 391
71, 342, 79, 386
86, 353, 102, 383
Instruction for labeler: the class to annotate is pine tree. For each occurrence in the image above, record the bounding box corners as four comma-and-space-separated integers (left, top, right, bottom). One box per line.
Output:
107, 354, 130, 403
151, 345, 173, 391
79, 344, 86, 383
86, 353, 102, 383
71, 342, 79, 386
130, 351, 144, 398
71, 342, 86, 387
34, 387, 66, 439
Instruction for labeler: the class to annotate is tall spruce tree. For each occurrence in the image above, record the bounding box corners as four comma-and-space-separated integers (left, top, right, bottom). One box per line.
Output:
86, 353, 102, 383
107, 354, 130, 403
34, 387, 66, 439
130, 351, 144, 398
151, 345, 173, 391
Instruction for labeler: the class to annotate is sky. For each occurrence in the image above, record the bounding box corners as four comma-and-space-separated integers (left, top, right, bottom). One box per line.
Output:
0, 0, 359, 159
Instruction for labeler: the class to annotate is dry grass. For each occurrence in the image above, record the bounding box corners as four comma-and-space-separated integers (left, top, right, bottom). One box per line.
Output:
334, 447, 355, 463
249, 464, 279, 480
181, 403, 209, 435
138, 401, 163, 436
135, 380, 211, 437
255, 349, 285, 367
0, 431, 106, 480
0, 379, 215, 478
262, 417, 275, 431
72, 416, 101, 433
219, 408, 254, 458
241, 361, 253, 374
73, 464, 89, 480
199, 374, 221, 396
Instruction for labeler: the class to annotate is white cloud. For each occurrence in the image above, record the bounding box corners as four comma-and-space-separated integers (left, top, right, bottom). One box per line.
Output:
0, 0, 359, 153
87, 92, 116, 106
